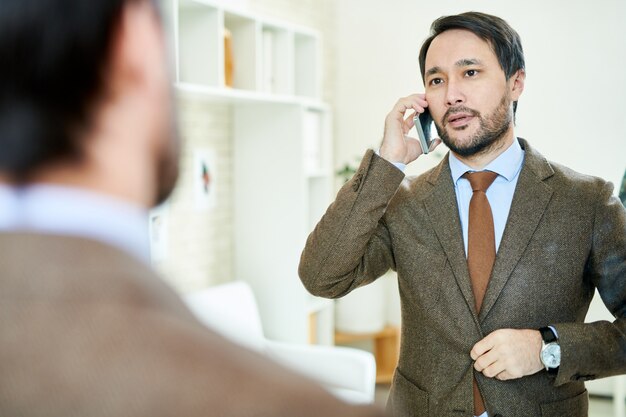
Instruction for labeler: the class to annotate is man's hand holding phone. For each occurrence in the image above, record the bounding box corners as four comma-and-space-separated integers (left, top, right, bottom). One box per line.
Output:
379, 94, 440, 165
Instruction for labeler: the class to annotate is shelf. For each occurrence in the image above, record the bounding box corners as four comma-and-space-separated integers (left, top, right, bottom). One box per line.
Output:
335, 325, 400, 384
172, 0, 320, 100
169, 0, 333, 346
335, 325, 399, 343
174, 82, 328, 109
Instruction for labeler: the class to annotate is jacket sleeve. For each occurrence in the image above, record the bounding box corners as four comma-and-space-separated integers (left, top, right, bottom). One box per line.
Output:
554, 179, 626, 386
298, 149, 406, 299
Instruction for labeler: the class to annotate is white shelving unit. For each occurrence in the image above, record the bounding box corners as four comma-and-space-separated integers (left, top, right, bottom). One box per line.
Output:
166, 0, 334, 345
172, 0, 321, 101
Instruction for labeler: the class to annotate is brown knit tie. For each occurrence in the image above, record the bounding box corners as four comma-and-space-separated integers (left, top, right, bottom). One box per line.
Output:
464, 170, 498, 416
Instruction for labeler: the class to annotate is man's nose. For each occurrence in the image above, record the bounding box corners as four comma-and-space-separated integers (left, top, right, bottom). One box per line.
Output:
445, 80, 466, 107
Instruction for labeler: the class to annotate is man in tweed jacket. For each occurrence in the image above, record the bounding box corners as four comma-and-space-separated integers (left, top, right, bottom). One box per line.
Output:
299, 12, 625, 417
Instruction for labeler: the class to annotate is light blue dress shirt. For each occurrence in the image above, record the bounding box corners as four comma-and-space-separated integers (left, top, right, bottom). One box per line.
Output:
0, 184, 150, 264
383, 139, 525, 255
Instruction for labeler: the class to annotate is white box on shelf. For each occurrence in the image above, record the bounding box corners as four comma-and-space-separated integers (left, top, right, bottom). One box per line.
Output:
261, 25, 293, 96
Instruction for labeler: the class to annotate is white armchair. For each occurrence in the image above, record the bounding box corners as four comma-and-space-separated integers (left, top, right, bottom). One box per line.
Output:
183, 281, 376, 404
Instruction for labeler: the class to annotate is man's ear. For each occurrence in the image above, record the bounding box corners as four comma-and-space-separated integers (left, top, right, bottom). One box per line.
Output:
107, 1, 164, 97
510, 69, 526, 101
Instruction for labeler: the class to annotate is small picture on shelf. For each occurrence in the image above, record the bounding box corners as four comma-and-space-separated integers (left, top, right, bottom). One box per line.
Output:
224, 28, 234, 87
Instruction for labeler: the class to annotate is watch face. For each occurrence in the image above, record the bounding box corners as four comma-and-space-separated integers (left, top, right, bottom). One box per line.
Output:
542, 343, 561, 368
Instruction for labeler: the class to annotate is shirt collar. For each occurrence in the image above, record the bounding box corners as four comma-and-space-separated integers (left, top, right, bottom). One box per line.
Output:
0, 184, 150, 264
449, 137, 525, 184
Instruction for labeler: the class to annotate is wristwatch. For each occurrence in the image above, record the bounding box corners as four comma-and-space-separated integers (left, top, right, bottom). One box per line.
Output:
539, 327, 561, 375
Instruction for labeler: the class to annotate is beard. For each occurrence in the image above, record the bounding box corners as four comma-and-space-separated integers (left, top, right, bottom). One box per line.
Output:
435, 93, 513, 157
153, 101, 181, 206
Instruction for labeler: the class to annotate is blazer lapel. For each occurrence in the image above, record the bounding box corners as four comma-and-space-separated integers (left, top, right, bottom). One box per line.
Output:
479, 139, 555, 322
423, 156, 480, 323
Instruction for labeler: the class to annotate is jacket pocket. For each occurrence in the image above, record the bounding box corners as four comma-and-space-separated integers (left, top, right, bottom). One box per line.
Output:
540, 389, 588, 417
387, 369, 429, 417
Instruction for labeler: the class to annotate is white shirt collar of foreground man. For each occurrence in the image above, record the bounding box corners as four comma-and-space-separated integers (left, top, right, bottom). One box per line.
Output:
0, 184, 150, 264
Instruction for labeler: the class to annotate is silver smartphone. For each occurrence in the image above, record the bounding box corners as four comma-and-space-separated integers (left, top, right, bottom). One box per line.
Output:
413, 109, 434, 154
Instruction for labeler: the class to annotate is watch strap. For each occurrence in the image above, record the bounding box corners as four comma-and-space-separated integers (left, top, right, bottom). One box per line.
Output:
539, 326, 557, 343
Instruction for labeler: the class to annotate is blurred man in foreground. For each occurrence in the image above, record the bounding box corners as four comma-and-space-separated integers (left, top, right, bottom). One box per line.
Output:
0, 1, 383, 416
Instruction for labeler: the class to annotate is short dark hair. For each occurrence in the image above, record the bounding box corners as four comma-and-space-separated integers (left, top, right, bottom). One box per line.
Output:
418, 12, 525, 113
0, 0, 146, 181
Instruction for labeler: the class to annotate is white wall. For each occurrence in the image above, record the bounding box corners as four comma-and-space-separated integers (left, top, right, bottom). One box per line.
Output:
153, 100, 234, 292
334, 0, 626, 187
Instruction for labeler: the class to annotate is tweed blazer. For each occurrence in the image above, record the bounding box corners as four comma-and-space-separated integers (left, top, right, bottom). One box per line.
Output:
0, 233, 383, 417
299, 139, 626, 417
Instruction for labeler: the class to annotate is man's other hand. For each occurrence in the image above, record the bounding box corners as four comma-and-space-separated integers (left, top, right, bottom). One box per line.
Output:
470, 328, 544, 380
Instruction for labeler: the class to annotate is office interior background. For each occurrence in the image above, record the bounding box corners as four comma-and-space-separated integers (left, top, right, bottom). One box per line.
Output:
152, 0, 626, 414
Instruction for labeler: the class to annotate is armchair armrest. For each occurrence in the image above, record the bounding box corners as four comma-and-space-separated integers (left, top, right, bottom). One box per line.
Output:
265, 340, 376, 404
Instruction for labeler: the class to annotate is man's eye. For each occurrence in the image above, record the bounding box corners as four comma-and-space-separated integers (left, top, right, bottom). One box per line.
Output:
429, 78, 443, 86
466, 69, 478, 77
